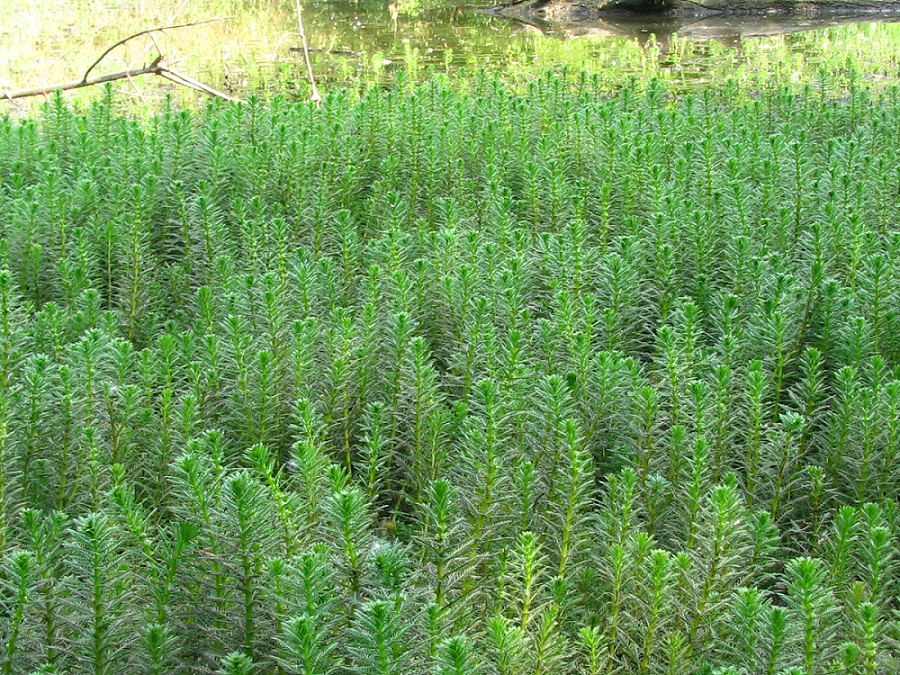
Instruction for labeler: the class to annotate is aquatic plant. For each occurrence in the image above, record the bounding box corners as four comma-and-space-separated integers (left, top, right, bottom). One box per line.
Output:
0, 74, 899, 672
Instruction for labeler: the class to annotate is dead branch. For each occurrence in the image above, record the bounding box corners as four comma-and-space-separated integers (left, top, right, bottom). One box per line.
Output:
158, 65, 244, 102
3, 56, 165, 100
294, 0, 322, 106
81, 17, 229, 83
1, 20, 245, 104
2, 56, 244, 103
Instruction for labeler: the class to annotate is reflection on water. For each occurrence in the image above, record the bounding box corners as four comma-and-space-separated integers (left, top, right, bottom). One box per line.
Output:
2, 0, 900, 103
502, 10, 900, 50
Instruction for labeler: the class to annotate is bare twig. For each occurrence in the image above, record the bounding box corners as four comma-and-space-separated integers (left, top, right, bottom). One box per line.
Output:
294, 0, 322, 106
2, 54, 245, 103
4, 56, 165, 100
2, 17, 245, 104
125, 68, 150, 108
158, 65, 245, 103
129, 0, 193, 78
148, 32, 164, 62
82, 17, 229, 83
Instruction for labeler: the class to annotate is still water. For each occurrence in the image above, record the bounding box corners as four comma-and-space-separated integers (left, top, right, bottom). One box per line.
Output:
2, 0, 900, 102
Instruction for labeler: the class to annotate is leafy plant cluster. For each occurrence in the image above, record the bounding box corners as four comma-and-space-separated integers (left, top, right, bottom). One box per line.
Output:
1, 74, 900, 674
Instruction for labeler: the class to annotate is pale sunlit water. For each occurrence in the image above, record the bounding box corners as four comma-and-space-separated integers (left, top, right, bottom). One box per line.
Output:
2, 0, 900, 107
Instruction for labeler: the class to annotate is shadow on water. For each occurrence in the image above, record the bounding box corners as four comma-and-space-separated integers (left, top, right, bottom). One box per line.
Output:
489, 9, 900, 51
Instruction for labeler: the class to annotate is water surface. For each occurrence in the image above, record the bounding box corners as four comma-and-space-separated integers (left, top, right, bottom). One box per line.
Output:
2, 0, 900, 104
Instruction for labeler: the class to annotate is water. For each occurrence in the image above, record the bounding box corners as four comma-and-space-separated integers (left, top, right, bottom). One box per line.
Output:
2, 0, 900, 104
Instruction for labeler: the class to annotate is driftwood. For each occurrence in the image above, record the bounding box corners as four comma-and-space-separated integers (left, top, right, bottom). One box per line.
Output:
1, 20, 244, 103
